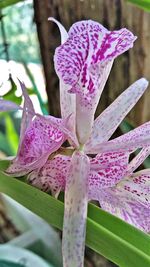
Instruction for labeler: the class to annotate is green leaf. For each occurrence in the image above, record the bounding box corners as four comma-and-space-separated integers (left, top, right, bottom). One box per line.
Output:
127, 0, 150, 12
0, 162, 150, 267
5, 114, 19, 155
0, 0, 23, 9
0, 159, 10, 170
3, 78, 22, 105
0, 132, 13, 155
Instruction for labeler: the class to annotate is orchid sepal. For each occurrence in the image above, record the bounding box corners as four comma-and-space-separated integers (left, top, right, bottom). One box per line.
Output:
62, 151, 90, 267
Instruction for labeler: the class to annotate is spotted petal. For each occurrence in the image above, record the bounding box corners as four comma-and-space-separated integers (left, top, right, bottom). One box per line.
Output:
85, 121, 150, 154
86, 78, 148, 149
62, 151, 90, 267
89, 152, 129, 200
28, 155, 71, 197
6, 116, 67, 176
98, 170, 150, 232
49, 18, 76, 132
17, 81, 35, 153
54, 20, 136, 144
127, 147, 150, 174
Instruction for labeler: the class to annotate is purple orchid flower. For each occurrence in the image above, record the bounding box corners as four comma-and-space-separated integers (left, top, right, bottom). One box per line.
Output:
0, 19, 150, 267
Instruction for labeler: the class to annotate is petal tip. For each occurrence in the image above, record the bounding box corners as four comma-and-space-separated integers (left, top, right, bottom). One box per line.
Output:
140, 77, 149, 85
48, 17, 68, 44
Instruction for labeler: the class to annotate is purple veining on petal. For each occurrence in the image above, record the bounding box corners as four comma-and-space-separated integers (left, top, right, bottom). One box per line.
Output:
54, 20, 136, 144
88, 152, 129, 200
92, 28, 136, 63
99, 188, 150, 232
120, 172, 150, 208
28, 155, 70, 197
6, 116, 67, 176
54, 20, 136, 107
18, 117, 65, 163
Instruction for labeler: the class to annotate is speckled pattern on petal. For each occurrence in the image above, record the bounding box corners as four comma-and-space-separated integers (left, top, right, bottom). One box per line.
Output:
86, 78, 148, 149
98, 170, 150, 232
85, 121, 150, 154
28, 155, 71, 197
89, 152, 129, 199
6, 116, 66, 175
62, 151, 90, 267
54, 20, 136, 144
55, 20, 136, 107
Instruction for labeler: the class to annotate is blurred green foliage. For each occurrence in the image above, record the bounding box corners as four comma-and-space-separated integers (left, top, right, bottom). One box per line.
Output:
0, 109, 20, 156
0, 1, 40, 63
127, 0, 150, 12
0, 0, 23, 9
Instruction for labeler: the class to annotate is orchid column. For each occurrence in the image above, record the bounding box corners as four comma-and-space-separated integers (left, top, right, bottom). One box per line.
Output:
51, 19, 136, 266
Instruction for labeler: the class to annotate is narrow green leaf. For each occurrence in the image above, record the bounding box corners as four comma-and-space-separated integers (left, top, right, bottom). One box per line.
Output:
0, 166, 150, 267
127, 0, 150, 12
5, 114, 19, 154
3, 78, 22, 105
88, 203, 150, 256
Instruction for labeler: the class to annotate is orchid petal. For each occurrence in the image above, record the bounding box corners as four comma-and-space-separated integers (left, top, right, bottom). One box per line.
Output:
62, 151, 90, 267
98, 170, 150, 232
86, 78, 148, 148
75, 60, 113, 144
6, 116, 66, 176
18, 80, 35, 115
85, 121, 150, 154
49, 18, 76, 127
38, 114, 79, 148
17, 80, 35, 153
127, 147, 150, 174
48, 17, 68, 44
99, 187, 150, 232
89, 152, 129, 200
54, 20, 136, 144
60, 81, 76, 128
118, 170, 150, 207
28, 155, 71, 197
0, 99, 21, 112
